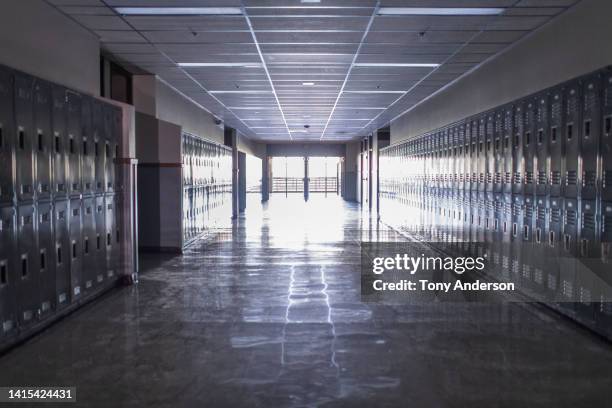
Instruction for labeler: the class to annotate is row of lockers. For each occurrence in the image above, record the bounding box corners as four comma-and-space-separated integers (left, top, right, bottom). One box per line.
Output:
181, 133, 232, 246
379, 192, 612, 337
0, 194, 122, 342
183, 185, 232, 243
0, 64, 122, 205
182, 132, 232, 187
379, 65, 612, 338
381, 67, 612, 202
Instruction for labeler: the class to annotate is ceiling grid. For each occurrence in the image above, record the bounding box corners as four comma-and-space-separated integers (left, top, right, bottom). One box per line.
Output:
46, 0, 581, 142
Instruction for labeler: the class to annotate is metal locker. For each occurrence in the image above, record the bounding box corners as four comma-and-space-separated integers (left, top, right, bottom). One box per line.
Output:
81, 197, 97, 294
549, 89, 563, 197
33, 80, 52, 201
521, 195, 542, 295
523, 100, 536, 196
477, 116, 486, 192
80, 96, 95, 196
485, 113, 495, 193
0, 206, 18, 337
37, 201, 55, 318
14, 73, 36, 203
535, 94, 549, 196
493, 111, 504, 193
104, 105, 116, 193
92, 100, 106, 194
580, 74, 602, 200
602, 70, 612, 202
563, 82, 581, 198
575, 200, 599, 323
67, 93, 82, 197
113, 107, 123, 192
114, 193, 122, 276
547, 197, 564, 302
51, 85, 68, 199
16, 203, 40, 326
512, 102, 524, 195
559, 197, 578, 312
466, 121, 475, 194
105, 194, 117, 279
53, 200, 70, 309
0, 66, 15, 204
69, 198, 82, 300
95, 195, 106, 284
502, 107, 513, 194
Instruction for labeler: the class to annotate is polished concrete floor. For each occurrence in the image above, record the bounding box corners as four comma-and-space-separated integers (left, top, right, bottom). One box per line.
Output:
1, 194, 612, 407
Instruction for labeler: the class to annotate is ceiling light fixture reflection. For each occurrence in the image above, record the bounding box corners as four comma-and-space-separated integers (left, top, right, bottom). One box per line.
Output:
302, 82, 315, 86
114, 7, 243, 15
377, 7, 504, 16
353, 63, 440, 68
178, 63, 263, 68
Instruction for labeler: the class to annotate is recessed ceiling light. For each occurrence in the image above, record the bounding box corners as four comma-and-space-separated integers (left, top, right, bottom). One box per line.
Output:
377, 7, 504, 16
114, 7, 243, 15
302, 82, 315, 86
353, 63, 440, 68
178, 63, 263, 68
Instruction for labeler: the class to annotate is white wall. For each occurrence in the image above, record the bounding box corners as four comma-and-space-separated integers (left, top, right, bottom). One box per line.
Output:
0, 0, 100, 95
391, 0, 612, 144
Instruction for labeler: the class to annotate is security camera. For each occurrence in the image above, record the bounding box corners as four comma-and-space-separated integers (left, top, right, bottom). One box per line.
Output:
214, 118, 223, 126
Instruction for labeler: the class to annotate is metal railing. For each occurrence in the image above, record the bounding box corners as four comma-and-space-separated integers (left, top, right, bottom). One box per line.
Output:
271, 177, 338, 194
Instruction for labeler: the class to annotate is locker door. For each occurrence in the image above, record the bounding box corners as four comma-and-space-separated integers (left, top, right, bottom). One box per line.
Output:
521, 195, 541, 295
535, 94, 549, 196
524, 101, 536, 196
53, 200, 70, 309
547, 197, 563, 302
93, 100, 106, 194
69, 199, 82, 300
563, 83, 581, 198
112, 106, 123, 192
512, 102, 524, 195
0, 206, 18, 337
81, 197, 96, 293
105, 195, 117, 278
0, 66, 15, 204
33, 80, 52, 201
104, 105, 115, 193
575, 199, 599, 323
494, 111, 504, 193
16, 204, 39, 326
14, 73, 36, 202
478, 117, 486, 192
81, 96, 95, 196
602, 70, 612, 202
67, 93, 82, 197
485, 113, 494, 193
95, 196, 107, 283
503, 107, 513, 194
581, 74, 602, 200
549, 89, 563, 197
37, 202, 55, 318
560, 197, 578, 311
51, 86, 68, 199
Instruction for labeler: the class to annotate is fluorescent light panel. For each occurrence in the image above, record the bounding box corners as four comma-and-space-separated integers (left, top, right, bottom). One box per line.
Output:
302, 82, 315, 86
209, 90, 272, 94
114, 7, 243, 15
353, 63, 440, 68
377, 7, 504, 16
178, 63, 263, 68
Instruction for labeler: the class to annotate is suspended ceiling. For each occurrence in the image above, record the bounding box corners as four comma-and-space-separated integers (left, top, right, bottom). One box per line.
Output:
47, 0, 580, 142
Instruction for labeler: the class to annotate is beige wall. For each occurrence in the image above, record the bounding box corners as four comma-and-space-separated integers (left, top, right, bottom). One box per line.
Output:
391, 0, 612, 144
0, 0, 100, 95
